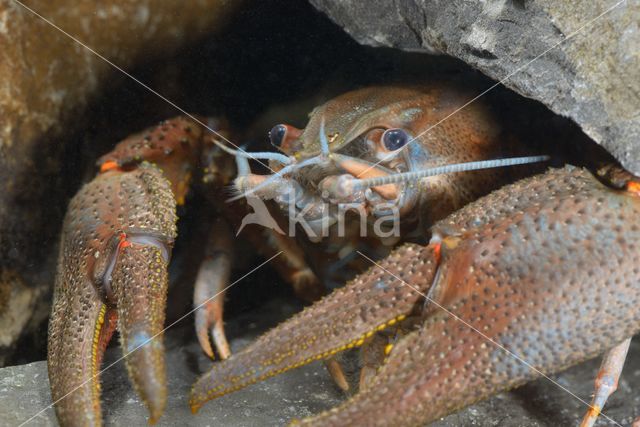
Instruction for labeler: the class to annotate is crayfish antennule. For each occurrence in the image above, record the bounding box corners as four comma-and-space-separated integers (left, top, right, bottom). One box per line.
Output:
232, 175, 267, 197
319, 116, 330, 156
212, 137, 293, 166
235, 155, 251, 177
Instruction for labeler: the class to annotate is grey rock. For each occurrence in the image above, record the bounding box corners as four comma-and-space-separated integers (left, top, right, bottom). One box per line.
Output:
310, 0, 640, 175
1, 299, 344, 427
2, 298, 640, 426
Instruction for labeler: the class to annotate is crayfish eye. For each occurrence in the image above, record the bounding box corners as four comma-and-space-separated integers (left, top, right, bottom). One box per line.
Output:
269, 124, 287, 148
382, 128, 410, 151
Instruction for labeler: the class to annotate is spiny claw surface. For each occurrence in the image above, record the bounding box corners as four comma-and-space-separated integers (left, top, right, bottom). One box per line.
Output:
111, 242, 170, 424
192, 167, 640, 426
48, 164, 176, 426
302, 167, 640, 426
190, 243, 438, 411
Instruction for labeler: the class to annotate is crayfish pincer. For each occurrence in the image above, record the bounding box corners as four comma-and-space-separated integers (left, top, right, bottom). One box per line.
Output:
48, 117, 226, 426
190, 166, 640, 427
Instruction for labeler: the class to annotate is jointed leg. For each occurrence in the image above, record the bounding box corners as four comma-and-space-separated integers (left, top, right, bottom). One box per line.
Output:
194, 218, 234, 360
580, 338, 632, 427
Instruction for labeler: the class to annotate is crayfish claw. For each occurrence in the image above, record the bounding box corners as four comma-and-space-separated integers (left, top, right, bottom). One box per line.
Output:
193, 218, 234, 360
302, 167, 640, 426
111, 242, 171, 424
48, 294, 114, 426
49, 163, 177, 426
194, 294, 231, 360
189, 243, 438, 412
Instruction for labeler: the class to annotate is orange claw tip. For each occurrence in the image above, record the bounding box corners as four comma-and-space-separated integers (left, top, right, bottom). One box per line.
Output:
99, 160, 120, 173
627, 181, 640, 196
195, 309, 216, 360
190, 402, 201, 414
580, 405, 601, 427
142, 391, 166, 426
189, 390, 202, 414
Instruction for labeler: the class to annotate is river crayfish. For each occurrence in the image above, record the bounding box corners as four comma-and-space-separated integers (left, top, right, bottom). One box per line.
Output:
47, 84, 639, 426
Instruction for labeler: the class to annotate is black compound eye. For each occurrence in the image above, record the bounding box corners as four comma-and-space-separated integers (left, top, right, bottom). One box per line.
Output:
269, 124, 287, 148
382, 128, 410, 151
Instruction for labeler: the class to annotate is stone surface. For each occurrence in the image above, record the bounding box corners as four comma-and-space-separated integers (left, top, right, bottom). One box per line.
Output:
2, 297, 640, 426
0, 270, 40, 366
0, 0, 239, 363
309, 0, 640, 176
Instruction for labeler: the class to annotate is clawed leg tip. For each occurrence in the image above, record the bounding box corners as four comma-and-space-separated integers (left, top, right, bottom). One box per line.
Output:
196, 313, 216, 360
144, 399, 166, 426
198, 341, 214, 359
189, 393, 202, 414
194, 297, 232, 361
579, 405, 601, 427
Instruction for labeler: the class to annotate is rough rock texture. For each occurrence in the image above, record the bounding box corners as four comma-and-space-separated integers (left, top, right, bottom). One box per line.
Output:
309, 0, 640, 175
0, 0, 238, 363
0, 270, 41, 366
2, 298, 640, 426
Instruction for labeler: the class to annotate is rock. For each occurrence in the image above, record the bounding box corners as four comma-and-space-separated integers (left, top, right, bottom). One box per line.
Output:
309, 0, 640, 176
0, 270, 40, 365
3, 297, 640, 426
0, 0, 239, 363
0, 298, 343, 426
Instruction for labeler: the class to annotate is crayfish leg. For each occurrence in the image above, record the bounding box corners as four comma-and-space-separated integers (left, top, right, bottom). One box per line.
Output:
324, 357, 350, 392
580, 338, 632, 427
358, 332, 390, 392
194, 218, 234, 360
